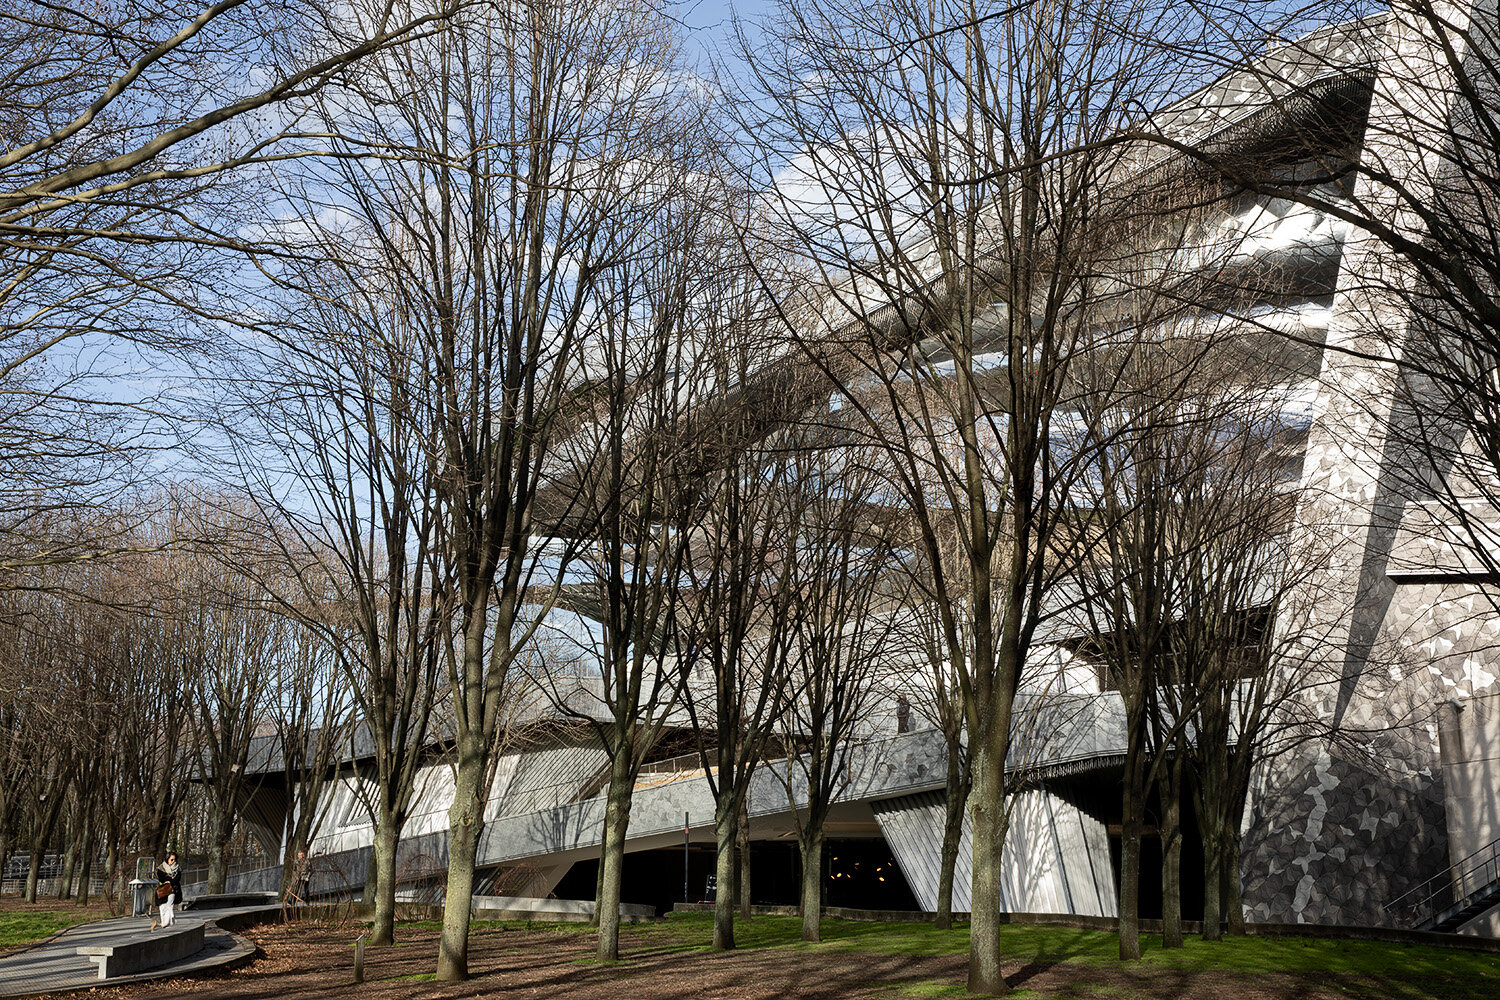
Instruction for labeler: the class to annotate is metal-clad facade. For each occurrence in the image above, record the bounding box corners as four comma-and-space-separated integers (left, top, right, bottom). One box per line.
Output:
490, 738, 610, 818
872, 786, 1116, 917
870, 791, 970, 912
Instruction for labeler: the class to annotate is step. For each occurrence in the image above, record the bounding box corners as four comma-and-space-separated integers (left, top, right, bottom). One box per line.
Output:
1428, 883, 1500, 932
76, 922, 204, 979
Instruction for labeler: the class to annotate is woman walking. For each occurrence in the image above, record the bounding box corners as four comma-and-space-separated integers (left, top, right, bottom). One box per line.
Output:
151, 853, 182, 931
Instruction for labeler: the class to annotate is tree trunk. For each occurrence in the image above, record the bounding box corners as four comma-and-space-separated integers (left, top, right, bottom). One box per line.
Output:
1201, 822, 1224, 941
590, 825, 606, 929
1197, 790, 1227, 942
712, 797, 737, 951
137, 797, 175, 873
25, 849, 40, 903
436, 743, 485, 981
76, 827, 94, 906
1224, 851, 1248, 941
1224, 824, 1246, 935
736, 795, 752, 921
596, 743, 635, 961
279, 835, 299, 902
57, 827, 77, 901
368, 814, 401, 946
1160, 754, 1183, 949
1194, 692, 1231, 942
935, 742, 968, 930
1224, 759, 1250, 936
799, 828, 824, 942
206, 799, 233, 895
102, 839, 120, 916
1118, 735, 1145, 961
966, 736, 1010, 995
23, 792, 65, 906
591, 772, 612, 930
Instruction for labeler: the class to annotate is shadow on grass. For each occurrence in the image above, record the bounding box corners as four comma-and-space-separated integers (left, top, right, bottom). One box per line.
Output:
155, 912, 1500, 1000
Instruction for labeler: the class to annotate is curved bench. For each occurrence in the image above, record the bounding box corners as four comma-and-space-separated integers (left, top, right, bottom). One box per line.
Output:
75, 922, 204, 979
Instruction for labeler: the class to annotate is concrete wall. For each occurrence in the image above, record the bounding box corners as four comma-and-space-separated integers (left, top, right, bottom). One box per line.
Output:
1439, 693, 1500, 934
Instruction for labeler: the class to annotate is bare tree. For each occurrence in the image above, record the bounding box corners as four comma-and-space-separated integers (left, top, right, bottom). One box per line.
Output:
0, 0, 462, 580
1063, 271, 1357, 950
220, 168, 456, 944
736, 0, 1176, 988
1121, 3, 1500, 934
0, 588, 81, 902
0, 547, 177, 904
117, 546, 196, 885
896, 525, 975, 931
254, 0, 714, 978
1065, 330, 1243, 956
269, 611, 356, 899
1171, 447, 1328, 940
772, 418, 906, 943
667, 274, 808, 950
177, 537, 283, 895
420, 3, 696, 976
533, 189, 727, 959
0, 597, 41, 890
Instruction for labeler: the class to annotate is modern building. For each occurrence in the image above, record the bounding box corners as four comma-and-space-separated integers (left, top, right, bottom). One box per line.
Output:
223, 5, 1500, 934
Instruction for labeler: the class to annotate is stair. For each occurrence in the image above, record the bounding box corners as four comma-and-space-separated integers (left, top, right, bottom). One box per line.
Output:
1386, 832, 1500, 932
1423, 878, 1500, 932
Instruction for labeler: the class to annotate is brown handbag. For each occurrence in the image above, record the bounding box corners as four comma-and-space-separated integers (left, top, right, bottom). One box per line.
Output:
155, 883, 171, 901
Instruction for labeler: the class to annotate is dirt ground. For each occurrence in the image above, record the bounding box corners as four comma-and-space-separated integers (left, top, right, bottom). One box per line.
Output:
20, 919, 1486, 1000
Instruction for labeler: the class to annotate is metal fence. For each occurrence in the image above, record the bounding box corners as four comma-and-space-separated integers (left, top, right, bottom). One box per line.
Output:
0, 876, 109, 897
1, 853, 111, 898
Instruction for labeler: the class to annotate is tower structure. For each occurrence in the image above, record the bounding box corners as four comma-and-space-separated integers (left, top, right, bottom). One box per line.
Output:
1249, 0, 1500, 929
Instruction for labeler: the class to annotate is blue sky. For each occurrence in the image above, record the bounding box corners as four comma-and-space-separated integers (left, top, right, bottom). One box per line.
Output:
673, 0, 776, 72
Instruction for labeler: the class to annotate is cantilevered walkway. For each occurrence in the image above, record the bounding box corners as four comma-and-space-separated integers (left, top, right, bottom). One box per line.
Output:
229, 692, 1131, 916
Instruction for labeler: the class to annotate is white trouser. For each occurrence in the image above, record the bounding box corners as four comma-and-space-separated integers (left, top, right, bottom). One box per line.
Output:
160, 893, 175, 927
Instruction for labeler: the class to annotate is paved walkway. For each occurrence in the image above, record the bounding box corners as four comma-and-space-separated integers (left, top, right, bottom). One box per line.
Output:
0, 904, 274, 997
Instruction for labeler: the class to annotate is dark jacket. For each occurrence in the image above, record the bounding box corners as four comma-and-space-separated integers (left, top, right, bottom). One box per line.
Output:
155, 864, 182, 898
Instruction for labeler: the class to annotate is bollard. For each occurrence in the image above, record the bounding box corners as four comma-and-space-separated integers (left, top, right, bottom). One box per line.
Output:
353, 934, 365, 983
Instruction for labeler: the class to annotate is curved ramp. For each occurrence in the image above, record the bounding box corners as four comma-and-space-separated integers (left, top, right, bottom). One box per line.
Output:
0, 905, 267, 997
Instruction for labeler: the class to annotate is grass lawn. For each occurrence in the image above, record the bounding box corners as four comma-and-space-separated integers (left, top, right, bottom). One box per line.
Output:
558, 912, 1500, 996
0, 898, 112, 950
389, 912, 1500, 997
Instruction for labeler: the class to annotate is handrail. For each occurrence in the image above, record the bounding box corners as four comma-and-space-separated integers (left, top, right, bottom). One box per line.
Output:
1385, 831, 1500, 929
637, 750, 711, 777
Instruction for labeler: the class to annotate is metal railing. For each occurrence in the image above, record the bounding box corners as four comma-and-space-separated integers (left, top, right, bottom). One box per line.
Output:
175, 855, 274, 894
2, 853, 115, 899
1385, 832, 1500, 929
221, 756, 616, 895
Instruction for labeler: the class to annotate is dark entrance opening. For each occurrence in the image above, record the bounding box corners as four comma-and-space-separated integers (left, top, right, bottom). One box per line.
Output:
549, 836, 918, 917
1055, 766, 1207, 922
